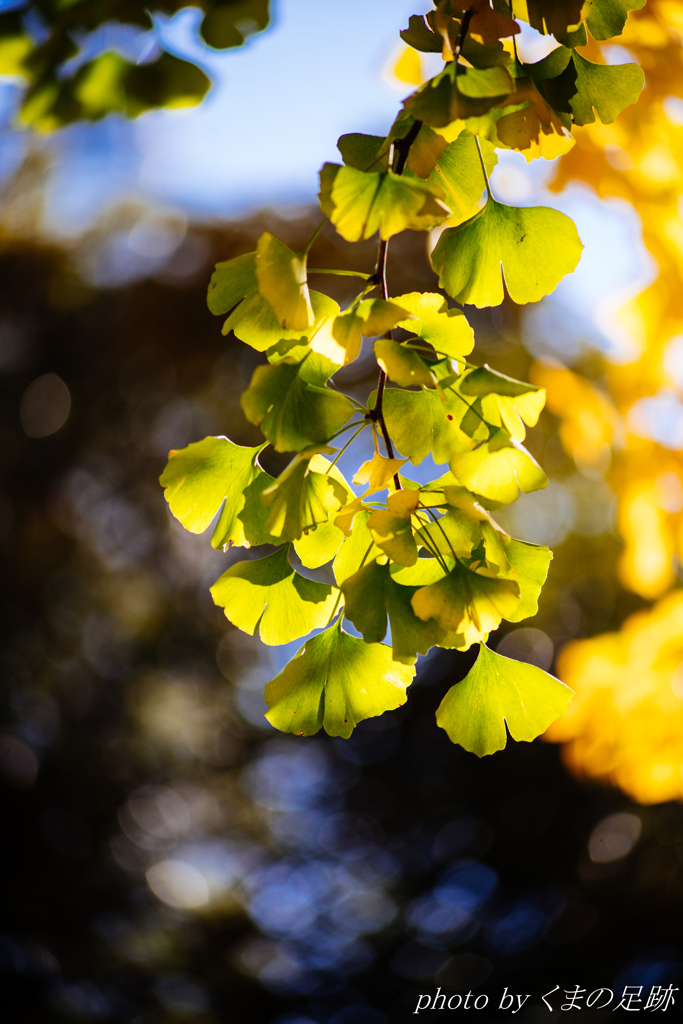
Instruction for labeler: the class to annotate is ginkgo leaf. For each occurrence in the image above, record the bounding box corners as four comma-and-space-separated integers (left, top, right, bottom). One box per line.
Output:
367, 507, 419, 567
499, 539, 553, 622
159, 435, 275, 550
586, 0, 645, 40
319, 163, 448, 242
264, 622, 414, 738
481, 520, 510, 571
375, 387, 472, 465
207, 251, 257, 315
405, 123, 450, 178
431, 196, 583, 308
451, 0, 519, 46
459, 365, 546, 441
341, 559, 447, 664
416, 507, 482, 561
411, 561, 520, 635
337, 133, 388, 172
425, 130, 497, 224
436, 641, 573, 755
566, 52, 644, 126
392, 291, 475, 361
224, 289, 339, 353
374, 338, 435, 389
322, 298, 412, 364
291, 455, 355, 568
353, 451, 408, 495
498, 0, 585, 37
404, 62, 514, 128
400, 13, 444, 53
261, 447, 348, 542
255, 231, 313, 332
241, 358, 354, 452
210, 545, 340, 645
450, 429, 548, 503
333, 509, 384, 584
495, 77, 574, 161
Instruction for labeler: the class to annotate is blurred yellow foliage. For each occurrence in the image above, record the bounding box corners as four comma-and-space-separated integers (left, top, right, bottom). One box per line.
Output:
542, 0, 683, 800
546, 591, 683, 804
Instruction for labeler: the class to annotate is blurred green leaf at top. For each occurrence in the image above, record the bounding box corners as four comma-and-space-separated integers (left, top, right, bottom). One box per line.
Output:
0, 0, 270, 128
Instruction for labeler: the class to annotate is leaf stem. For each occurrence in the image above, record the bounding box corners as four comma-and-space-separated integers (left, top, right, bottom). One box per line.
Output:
300, 217, 328, 258
308, 268, 373, 279
329, 422, 368, 469
475, 135, 492, 200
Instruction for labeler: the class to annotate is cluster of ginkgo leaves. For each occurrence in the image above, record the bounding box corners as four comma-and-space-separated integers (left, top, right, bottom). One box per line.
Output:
160, 0, 645, 756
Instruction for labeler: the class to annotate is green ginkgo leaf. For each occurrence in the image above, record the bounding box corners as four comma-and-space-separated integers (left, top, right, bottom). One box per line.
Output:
400, 13, 443, 52
342, 559, 447, 664
425, 130, 497, 223
374, 338, 435, 389
432, 196, 583, 308
289, 455, 355, 568
586, 0, 645, 40
255, 231, 313, 332
459, 365, 546, 441
241, 357, 354, 452
392, 291, 475, 361
337, 132, 388, 172
450, 429, 548, 504
210, 545, 341, 645
333, 509, 383, 584
411, 561, 520, 636
159, 435, 276, 550
375, 387, 472, 465
207, 251, 258, 315
499, 539, 553, 622
225, 289, 339, 353
416, 507, 482, 561
264, 622, 415, 737
567, 52, 643, 126
403, 63, 513, 128
319, 163, 448, 241
436, 641, 573, 755
261, 448, 349, 542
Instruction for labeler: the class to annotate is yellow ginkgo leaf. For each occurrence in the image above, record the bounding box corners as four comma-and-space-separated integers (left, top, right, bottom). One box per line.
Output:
353, 451, 408, 496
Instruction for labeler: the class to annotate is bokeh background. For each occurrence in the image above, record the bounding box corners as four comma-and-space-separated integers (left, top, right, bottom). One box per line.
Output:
3, 1, 683, 1021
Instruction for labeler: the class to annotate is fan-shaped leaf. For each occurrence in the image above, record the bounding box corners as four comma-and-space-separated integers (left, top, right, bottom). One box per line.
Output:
450, 429, 548, 503
342, 559, 450, 664
392, 291, 475, 361
160, 435, 276, 550
333, 509, 383, 585
242, 358, 354, 452
411, 561, 520, 638
319, 163, 448, 241
499, 539, 553, 622
210, 545, 340, 645
353, 451, 408, 496
586, 0, 646, 40
432, 196, 583, 308
436, 641, 573, 755
261, 447, 348, 542
459, 365, 546, 441
425, 130, 497, 223
375, 387, 472, 465
255, 231, 313, 331
264, 623, 414, 737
